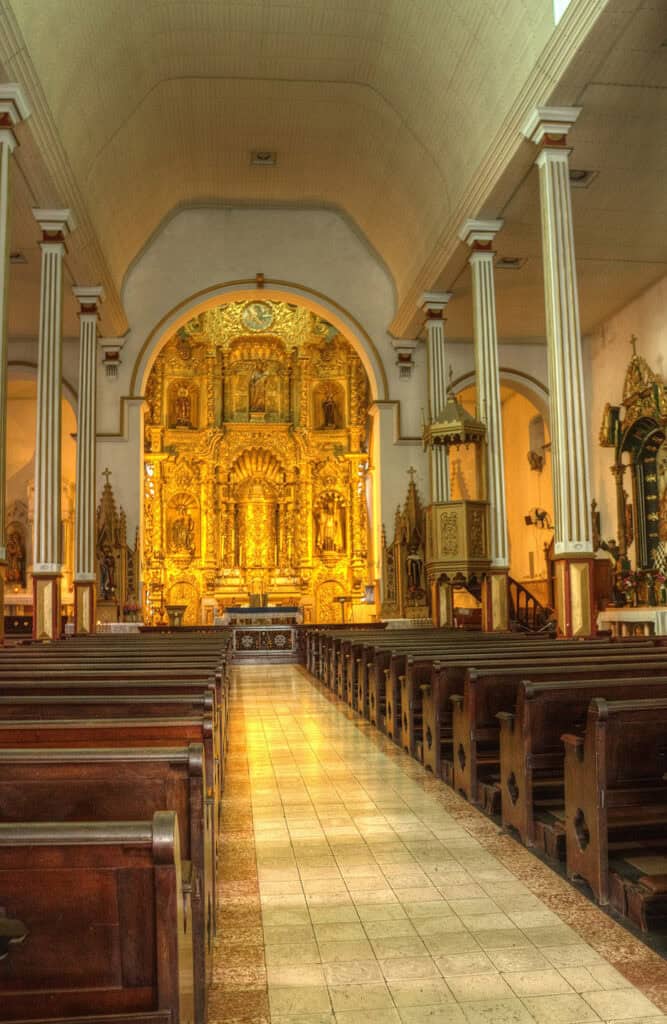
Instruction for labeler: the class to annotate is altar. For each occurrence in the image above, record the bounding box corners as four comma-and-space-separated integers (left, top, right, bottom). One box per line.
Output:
222, 606, 302, 661
597, 607, 667, 637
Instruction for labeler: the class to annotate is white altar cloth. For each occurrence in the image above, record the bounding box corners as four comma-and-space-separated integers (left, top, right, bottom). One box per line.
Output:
597, 607, 667, 637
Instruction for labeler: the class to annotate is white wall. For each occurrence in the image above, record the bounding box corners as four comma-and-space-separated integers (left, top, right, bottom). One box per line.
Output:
97, 206, 430, 539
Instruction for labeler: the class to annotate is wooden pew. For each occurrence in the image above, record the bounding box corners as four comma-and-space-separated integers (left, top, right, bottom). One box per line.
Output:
0, 717, 220, 826
0, 812, 195, 1024
562, 696, 667, 915
0, 744, 212, 1024
451, 652, 667, 805
498, 676, 667, 855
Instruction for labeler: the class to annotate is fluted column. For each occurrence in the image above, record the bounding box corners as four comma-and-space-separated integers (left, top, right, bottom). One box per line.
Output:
420, 293, 452, 503
73, 286, 104, 633
460, 219, 509, 631
0, 85, 30, 643
32, 208, 74, 640
523, 106, 593, 636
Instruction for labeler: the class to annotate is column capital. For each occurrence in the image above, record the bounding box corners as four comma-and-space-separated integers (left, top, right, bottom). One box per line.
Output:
73, 285, 105, 317
521, 106, 581, 147
419, 292, 452, 320
32, 208, 75, 243
0, 83, 31, 127
459, 218, 504, 249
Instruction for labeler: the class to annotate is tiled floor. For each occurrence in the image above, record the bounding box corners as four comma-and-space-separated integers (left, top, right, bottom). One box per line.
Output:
211, 664, 667, 1024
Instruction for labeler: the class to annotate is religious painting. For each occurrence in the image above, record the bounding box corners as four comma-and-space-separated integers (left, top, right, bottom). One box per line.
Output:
166, 493, 199, 557
167, 380, 199, 428
5, 525, 26, 588
313, 380, 345, 430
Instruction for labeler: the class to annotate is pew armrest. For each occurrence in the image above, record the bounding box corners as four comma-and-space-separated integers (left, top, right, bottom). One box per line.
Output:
450, 694, 463, 708
496, 711, 515, 732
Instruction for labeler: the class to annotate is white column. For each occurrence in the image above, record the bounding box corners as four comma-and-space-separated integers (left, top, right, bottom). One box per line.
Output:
32, 208, 74, 640
0, 85, 30, 642
420, 292, 452, 503
459, 219, 508, 567
73, 285, 104, 633
522, 106, 593, 636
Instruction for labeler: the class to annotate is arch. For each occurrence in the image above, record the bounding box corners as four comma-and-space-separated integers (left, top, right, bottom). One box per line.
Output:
8, 360, 78, 414
130, 279, 388, 403
451, 367, 550, 424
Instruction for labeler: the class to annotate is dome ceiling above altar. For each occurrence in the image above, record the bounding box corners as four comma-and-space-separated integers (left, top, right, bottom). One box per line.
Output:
0, 0, 665, 341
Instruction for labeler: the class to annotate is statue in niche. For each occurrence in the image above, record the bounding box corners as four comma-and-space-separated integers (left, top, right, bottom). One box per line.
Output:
316, 498, 344, 553
322, 391, 338, 428
5, 530, 25, 587
171, 507, 195, 554
174, 385, 192, 427
99, 544, 116, 600
406, 545, 423, 592
248, 362, 269, 413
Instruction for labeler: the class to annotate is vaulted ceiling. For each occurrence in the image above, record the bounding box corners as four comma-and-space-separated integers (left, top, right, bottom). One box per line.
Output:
0, 0, 664, 343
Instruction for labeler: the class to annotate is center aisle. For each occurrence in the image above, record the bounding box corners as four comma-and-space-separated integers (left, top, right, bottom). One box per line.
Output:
212, 665, 667, 1024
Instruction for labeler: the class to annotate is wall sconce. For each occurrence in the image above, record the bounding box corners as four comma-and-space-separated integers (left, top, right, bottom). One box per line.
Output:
524, 508, 553, 529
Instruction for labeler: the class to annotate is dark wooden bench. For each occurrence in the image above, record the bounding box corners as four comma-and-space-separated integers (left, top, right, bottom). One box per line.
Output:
498, 675, 667, 856
563, 696, 667, 916
451, 651, 667, 805
0, 812, 194, 1023
0, 744, 212, 1024
0, 717, 220, 828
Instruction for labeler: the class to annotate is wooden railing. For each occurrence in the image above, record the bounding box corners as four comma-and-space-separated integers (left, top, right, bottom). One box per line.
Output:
508, 577, 555, 634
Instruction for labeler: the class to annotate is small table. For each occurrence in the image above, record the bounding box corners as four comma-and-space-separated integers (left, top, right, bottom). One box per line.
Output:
597, 607, 667, 637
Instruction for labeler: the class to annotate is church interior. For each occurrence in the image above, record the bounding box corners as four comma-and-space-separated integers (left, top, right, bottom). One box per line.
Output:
1, 0, 667, 1021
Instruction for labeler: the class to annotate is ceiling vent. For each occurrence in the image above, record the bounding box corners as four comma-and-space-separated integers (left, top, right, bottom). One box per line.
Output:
569, 168, 598, 188
495, 256, 526, 271
250, 151, 277, 167
9, 251, 26, 264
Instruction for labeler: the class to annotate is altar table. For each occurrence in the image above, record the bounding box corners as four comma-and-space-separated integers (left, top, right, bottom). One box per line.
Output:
597, 607, 667, 637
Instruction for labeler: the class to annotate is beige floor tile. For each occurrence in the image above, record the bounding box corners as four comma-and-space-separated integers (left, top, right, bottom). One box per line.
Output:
399, 1004, 468, 1024
435, 951, 497, 977
588, 965, 634, 990
582, 990, 660, 1021
380, 956, 442, 981
334, 1009, 402, 1024
473, 929, 529, 950
403, 899, 457, 920
264, 941, 321, 967
262, 907, 312, 927
267, 963, 326, 987
363, 917, 418, 938
318, 938, 375, 963
558, 967, 603, 994
447, 973, 514, 1001
521, 993, 602, 1023
313, 921, 366, 942
356, 902, 409, 922
328, 982, 394, 1011
269, 985, 332, 1016
424, 931, 483, 956
308, 905, 360, 925
370, 933, 430, 959
323, 958, 385, 986
544, 947, 604, 969
505, 970, 575, 997
263, 924, 316, 945
272, 1014, 334, 1024
522, 926, 582, 948
489, 948, 552, 972
449, 898, 502, 917
389, 977, 454, 1006
461, 997, 537, 1024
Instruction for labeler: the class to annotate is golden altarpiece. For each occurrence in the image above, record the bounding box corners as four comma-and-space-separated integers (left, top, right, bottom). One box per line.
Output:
142, 300, 373, 624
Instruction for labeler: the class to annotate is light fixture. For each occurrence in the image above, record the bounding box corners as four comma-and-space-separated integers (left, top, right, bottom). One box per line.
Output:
250, 151, 277, 166
569, 168, 598, 189
495, 256, 526, 270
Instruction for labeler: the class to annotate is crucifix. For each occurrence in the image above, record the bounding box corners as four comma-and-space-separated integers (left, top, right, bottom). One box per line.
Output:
102, 467, 112, 487
407, 467, 417, 484
629, 334, 638, 356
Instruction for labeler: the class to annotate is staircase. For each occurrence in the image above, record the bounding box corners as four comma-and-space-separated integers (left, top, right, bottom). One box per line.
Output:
508, 577, 555, 634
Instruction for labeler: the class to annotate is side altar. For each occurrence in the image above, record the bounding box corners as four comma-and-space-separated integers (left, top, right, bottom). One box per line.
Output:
222, 606, 301, 661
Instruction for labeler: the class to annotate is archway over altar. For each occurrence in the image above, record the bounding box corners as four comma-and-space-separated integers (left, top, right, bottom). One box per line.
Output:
141, 295, 376, 625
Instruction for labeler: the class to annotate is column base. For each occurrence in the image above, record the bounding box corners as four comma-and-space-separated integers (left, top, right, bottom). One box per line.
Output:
482, 569, 509, 632
32, 574, 62, 641
554, 556, 595, 638
432, 579, 454, 627
74, 580, 96, 634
